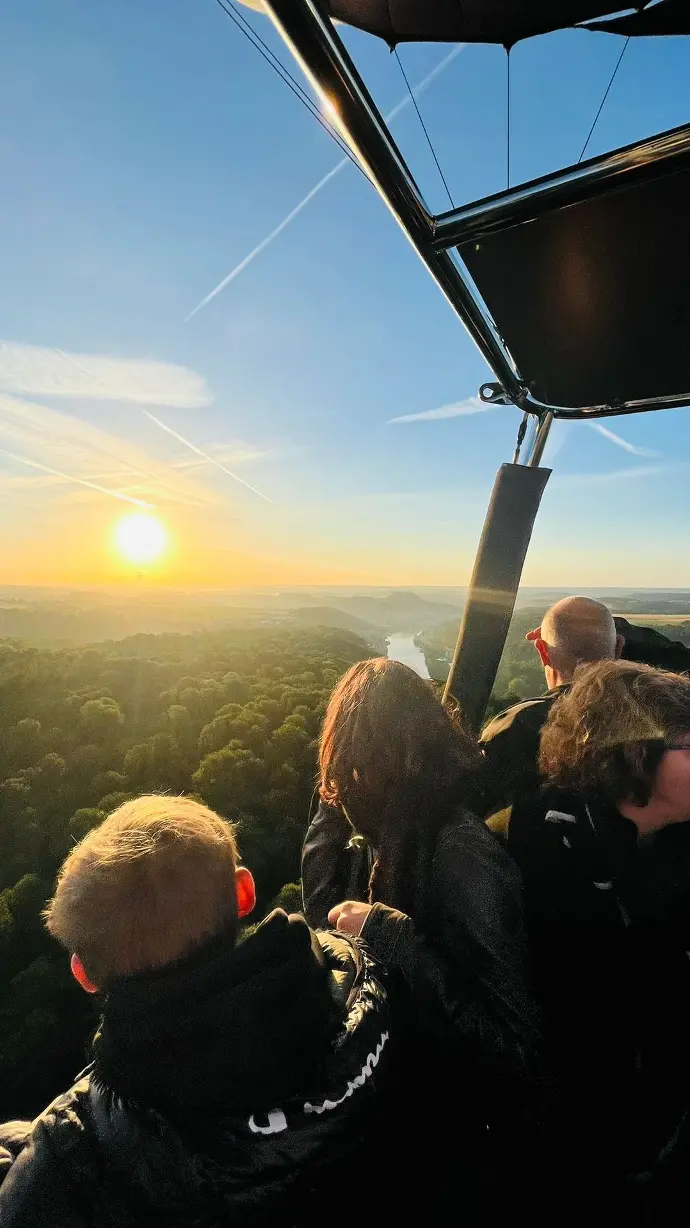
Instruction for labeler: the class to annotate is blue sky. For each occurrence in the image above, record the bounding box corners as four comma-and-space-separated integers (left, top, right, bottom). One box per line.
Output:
1, 0, 689, 587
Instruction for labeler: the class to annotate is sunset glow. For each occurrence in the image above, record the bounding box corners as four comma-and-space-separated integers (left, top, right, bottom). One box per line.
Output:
113, 513, 168, 567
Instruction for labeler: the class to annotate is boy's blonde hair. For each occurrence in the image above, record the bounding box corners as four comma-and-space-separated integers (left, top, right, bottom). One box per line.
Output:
44, 796, 239, 987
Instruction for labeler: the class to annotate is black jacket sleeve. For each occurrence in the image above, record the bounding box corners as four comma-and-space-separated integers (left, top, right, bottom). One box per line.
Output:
301, 802, 368, 929
0, 1123, 93, 1228
0, 1147, 12, 1184
361, 816, 540, 1080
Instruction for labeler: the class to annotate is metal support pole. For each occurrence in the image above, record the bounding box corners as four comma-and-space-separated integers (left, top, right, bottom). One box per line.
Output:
261, 0, 523, 403
522, 412, 554, 467
432, 122, 690, 251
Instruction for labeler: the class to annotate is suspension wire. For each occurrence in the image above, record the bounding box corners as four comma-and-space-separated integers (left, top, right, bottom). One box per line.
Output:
512, 411, 529, 464
506, 48, 511, 190
212, 0, 370, 182
578, 36, 631, 163
394, 48, 455, 208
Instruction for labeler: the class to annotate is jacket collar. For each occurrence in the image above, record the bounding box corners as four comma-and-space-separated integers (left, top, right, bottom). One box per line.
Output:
93, 911, 338, 1116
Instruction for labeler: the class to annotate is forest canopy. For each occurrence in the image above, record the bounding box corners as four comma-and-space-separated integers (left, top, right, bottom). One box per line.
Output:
0, 625, 371, 1118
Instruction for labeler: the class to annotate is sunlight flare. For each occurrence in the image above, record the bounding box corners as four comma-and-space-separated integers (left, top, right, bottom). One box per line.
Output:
113, 512, 168, 566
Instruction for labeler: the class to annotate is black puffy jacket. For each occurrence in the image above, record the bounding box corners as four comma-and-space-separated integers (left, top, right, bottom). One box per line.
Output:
0, 912, 393, 1228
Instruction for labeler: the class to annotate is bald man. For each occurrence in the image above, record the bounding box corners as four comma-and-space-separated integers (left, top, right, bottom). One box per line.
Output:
481, 597, 624, 818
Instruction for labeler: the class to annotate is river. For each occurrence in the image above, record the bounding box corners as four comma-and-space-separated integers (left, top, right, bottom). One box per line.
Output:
385, 633, 431, 679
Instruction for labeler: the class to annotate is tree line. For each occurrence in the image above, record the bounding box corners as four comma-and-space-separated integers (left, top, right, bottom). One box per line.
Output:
0, 626, 371, 1117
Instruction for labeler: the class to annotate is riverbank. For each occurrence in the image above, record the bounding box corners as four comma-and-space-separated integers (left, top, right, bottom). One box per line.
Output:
385, 633, 430, 678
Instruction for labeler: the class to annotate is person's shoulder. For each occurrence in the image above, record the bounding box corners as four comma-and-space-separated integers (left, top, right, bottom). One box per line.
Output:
481, 691, 557, 744
437, 809, 521, 878
305, 800, 351, 840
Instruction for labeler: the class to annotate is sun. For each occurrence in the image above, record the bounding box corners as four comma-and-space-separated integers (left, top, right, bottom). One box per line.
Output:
113, 512, 168, 566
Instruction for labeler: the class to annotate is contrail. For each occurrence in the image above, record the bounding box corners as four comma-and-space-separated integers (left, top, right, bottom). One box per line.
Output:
143, 411, 271, 502
184, 44, 465, 322
589, 422, 660, 459
0, 450, 154, 508
49, 347, 210, 502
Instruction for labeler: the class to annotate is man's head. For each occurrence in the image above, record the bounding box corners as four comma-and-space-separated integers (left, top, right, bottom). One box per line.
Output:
44, 795, 255, 993
527, 595, 624, 689
540, 659, 690, 833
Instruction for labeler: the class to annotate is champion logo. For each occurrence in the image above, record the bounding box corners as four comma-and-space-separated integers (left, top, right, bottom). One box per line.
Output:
304, 1030, 389, 1116
247, 1030, 390, 1134
248, 1109, 288, 1136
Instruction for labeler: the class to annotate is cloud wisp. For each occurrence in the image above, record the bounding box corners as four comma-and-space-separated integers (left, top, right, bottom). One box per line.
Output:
388, 396, 491, 424
589, 421, 661, 459
143, 412, 271, 502
0, 341, 212, 408
184, 44, 465, 323
0, 393, 224, 510
173, 441, 267, 472
0, 450, 153, 508
553, 462, 685, 491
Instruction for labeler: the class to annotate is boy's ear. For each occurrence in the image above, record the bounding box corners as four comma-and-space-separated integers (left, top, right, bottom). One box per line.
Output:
236, 867, 256, 919
70, 952, 100, 995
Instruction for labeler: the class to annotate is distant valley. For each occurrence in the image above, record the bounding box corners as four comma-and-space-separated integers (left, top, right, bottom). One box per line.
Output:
2, 587, 690, 666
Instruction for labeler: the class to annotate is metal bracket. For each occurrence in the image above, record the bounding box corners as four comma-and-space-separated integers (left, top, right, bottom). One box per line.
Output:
479, 382, 513, 406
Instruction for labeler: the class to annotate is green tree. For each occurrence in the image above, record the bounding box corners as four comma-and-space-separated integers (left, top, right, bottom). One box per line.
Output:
69, 807, 105, 842
193, 744, 266, 815
79, 698, 124, 742
0, 622, 371, 1116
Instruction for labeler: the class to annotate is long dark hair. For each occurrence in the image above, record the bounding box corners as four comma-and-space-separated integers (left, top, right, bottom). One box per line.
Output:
319, 658, 483, 916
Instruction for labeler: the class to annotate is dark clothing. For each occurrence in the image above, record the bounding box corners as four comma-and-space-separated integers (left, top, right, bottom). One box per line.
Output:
0, 912, 393, 1228
479, 686, 567, 817
301, 802, 371, 929
302, 802, 540, 1082
501, 791, 690, 1220
302, 803, 542, 1222
616, 617, 690, 674
480, 621, 690, 819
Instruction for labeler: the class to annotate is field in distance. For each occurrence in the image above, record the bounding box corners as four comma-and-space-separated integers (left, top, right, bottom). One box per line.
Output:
619, 613, 690, 623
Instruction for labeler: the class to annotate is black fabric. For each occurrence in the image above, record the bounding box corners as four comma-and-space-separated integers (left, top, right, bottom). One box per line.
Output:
301, 802, 372, 929
0, 914, 394, 1228
458, 163, 690, 411
361, 815, 540, 1081
616, 617, 690, 674
326, 0, 674, 45
302, 803, 540, 1081
93, 912, 336, 1115
357, 812, 542, 1221
503, 792, 690, 1222
480, 687, 566, 817
587, 0, 690, 37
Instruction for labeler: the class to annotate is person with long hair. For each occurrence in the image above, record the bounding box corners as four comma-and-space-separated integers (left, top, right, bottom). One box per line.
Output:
302, 658, 541, 1215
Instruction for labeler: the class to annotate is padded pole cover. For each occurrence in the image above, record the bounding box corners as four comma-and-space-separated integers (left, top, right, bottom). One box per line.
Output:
443, 463, 551, 737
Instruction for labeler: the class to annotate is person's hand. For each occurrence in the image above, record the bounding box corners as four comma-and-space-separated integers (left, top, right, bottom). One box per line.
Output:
328, 900, 373, 936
